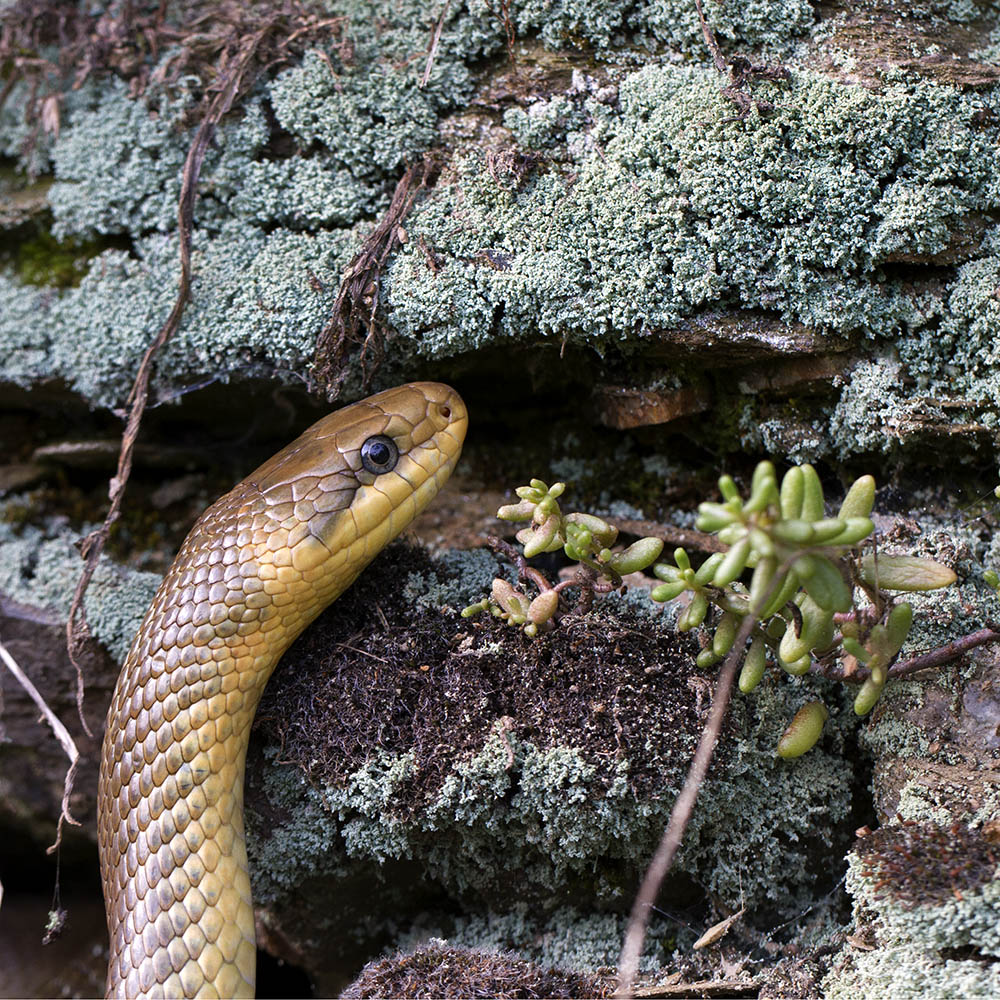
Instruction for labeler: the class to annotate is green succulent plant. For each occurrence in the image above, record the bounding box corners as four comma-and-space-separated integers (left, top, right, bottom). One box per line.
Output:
462, 478, 663, 637
467, 463, 959, 758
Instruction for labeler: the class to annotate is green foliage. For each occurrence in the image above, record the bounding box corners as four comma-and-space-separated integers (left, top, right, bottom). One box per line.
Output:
462, 478, 663, 636
652, 461, 956, 727
474, 462, 958, 755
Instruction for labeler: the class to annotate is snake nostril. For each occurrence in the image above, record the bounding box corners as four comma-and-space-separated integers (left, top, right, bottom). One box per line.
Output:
439, 404, 451, 419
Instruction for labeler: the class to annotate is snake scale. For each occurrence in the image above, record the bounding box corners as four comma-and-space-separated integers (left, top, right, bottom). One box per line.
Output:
97, 383, 468, 999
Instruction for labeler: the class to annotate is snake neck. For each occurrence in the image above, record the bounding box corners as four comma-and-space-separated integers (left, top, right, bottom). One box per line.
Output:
97, 482, 326, 999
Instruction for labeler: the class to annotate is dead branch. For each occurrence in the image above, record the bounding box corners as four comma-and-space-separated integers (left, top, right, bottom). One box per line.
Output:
615, 611, 751, 997
694, 0, 789, 121
815, 625, 1000, 683
311, 153, 441, 400
0, 636, 80, 855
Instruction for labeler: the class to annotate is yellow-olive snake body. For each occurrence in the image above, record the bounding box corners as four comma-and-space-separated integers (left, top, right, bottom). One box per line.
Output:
97, 383, 467, 998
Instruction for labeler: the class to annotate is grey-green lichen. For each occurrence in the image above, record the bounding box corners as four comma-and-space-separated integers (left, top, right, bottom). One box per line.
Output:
248, 673, 856, 918
386, 67, 1000, 458
0, 514, 159, 662
2, 10, 999, 457
396, 904, 673, 974
823, 838, 1000, 998
824, 943, 1000, 1000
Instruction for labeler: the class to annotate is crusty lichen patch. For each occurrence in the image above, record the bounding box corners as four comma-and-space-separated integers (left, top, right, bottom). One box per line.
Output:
247, 541, 859, 945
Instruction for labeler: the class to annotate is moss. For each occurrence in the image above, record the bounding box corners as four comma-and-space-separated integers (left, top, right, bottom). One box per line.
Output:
341, 939, 610, 999
251, 543, 859, 920
6, 225, 108, 288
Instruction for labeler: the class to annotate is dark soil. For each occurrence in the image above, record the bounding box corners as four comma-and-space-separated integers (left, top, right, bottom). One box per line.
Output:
253, 542, 711, 812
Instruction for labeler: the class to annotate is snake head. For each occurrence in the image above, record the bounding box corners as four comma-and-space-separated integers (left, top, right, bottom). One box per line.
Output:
247, 382, 467, 574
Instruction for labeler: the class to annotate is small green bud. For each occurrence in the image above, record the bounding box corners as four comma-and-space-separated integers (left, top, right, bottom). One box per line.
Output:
841, 636, 871, 663
461, 600, 488, 618
859, 555, 957, 592
696, 502, 737, 532
777, 701, 829, 758
778, 621, 809, 665
809, 518, 848, 544
696, 647, 721, 669
744, 461, 778, 514
780, 654, 812, 676
827, 516, 875, 547
799, 464, 825, 522
713, 535, 752, 587
694, 552, 726, 586
984, 569, 999, 590
712, 611, 739, 657
854, 676, 884, 716
651, 580, 688, 602
674, 548, 692, 572
838, 475, 876, 520
780, 466, 805, 520
718, 475, 741, 503
609, 537, 665, 575
885, 602, 913, 654
739, 635, 767, 693
678, 592, 708, 631
772, 519, 815, 545
565, 512, 618, 547
497, 500, 536, 521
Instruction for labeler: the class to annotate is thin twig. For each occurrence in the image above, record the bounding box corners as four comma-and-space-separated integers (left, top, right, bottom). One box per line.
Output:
311, 153, 440, 400
420, 0, 450, 89
0, 637, 81, 853
64, 19, 293, 735
616, 554, 799, 996
615, 612, 751, 997
815, 626, 1000, 683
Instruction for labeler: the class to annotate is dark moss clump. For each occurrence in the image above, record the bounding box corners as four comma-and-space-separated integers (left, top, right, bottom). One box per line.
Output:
339, 942, 611, 999
855, 820, 999, 910
254, 542, 707, 810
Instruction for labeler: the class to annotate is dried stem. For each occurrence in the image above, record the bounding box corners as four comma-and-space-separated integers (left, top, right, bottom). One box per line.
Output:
816, 626, 1000, 683
312, 153, 441, 400
420, 0, 451, 89
616, 611, 752, 997
0, 637, 81, 854
64, 6, 334, 733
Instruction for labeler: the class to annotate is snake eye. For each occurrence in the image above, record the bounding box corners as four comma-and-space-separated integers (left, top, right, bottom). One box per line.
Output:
360, 434, 399, 474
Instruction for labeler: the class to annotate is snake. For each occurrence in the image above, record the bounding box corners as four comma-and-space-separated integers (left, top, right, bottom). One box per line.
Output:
97, 382, 468, 999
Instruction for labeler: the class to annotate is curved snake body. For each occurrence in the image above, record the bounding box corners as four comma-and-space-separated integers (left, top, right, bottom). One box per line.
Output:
97, 383, 467, 998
